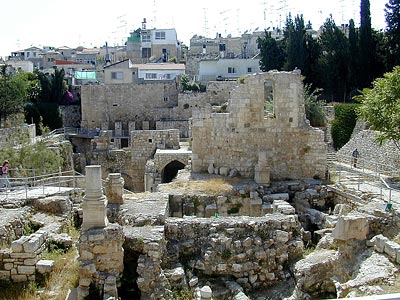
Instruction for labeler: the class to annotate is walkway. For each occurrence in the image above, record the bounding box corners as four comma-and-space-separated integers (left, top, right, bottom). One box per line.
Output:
329, 156, 400, 209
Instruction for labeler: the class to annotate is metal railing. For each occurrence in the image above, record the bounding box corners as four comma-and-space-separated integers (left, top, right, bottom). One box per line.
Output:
330, 153, 399, 205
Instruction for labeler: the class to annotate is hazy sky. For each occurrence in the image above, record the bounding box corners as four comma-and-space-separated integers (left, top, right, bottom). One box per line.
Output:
0, 0, 388, 58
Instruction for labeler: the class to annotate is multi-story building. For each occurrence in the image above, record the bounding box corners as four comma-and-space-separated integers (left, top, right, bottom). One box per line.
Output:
126, 19, 182, 64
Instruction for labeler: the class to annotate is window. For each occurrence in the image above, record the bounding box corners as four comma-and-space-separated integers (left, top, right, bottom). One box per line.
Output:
264, 80, 274, 115
26, 52, 30, 58
142, 34, 151, 42
228, 67, 236, 74
142, 48, 151, 58
155, 31, 166, 40
248, 67, 252, 73
145, 73, 157, 79
111, 72, 124, 79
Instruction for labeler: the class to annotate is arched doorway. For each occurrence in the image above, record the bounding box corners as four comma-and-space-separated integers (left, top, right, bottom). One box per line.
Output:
161, 160, 186, 183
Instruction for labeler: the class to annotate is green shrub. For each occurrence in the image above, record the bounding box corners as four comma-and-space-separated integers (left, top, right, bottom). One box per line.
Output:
304, 84, 327, 127
331, 103, 359, 150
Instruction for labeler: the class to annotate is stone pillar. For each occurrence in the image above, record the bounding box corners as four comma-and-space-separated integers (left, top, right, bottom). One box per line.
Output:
82, 165, 108, 231
105, 173, 124, 204
254, 151, 270, 184
77, 224, 124, 300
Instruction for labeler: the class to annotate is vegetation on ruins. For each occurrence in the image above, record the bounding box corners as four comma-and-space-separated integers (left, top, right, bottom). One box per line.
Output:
0, 222, 79, 300
257, 0, 399, 102
304, 84, 326, 127
331, 103, 359, 150
0, 65, 28, 127
355, 66, 400, 150
180, 74, 206, 92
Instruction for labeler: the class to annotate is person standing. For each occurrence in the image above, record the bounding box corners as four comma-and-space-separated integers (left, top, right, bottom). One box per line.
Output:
1, 160, 11, 190
352, 148, 359, 168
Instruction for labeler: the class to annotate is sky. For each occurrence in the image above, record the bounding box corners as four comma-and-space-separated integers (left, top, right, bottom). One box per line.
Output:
0, 0, 388, 59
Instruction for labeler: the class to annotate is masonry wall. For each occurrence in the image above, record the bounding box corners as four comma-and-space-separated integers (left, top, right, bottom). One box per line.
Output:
130, 130, 180, 191
164, 215, 304, 289
59, 105, 81, 128
337, 129, 400, 174
191, 71, 327, 180
81, 83, 179, 130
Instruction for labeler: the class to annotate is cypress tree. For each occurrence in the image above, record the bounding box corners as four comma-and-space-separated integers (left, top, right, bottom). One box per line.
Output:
359, 0, 374, 87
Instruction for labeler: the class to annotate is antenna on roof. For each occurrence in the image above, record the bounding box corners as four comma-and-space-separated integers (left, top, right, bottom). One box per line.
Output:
105, 42, 111, 65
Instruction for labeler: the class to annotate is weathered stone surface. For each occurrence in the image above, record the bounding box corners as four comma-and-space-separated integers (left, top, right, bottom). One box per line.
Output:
36, 260, 55, 274
33, 196, 72, 215
200, 285, 212, 299
332, 214, 369, 241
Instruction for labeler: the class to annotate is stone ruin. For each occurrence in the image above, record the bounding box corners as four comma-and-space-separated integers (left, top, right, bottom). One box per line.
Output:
191, 71, 327, 182
1, 71, 400, 300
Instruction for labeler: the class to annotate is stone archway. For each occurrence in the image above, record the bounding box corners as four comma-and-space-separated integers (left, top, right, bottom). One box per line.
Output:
161, 160, 186, 183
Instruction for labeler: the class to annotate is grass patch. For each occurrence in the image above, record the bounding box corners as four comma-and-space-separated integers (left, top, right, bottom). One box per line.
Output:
159, 178, 234, 196
172, 288, 194, 300
0, 222, 80, 300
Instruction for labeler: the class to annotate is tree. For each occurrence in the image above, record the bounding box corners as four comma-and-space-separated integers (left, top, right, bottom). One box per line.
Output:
257, 31, 285, 71
317, 16, 350, 101
355, 66, 400, 150
385, 0, 400, 68
348, 19, 360, 94
284, 14, 307, 72
359, 0, 374, 87
50, 68, 67, 104
0, 66, 28, 127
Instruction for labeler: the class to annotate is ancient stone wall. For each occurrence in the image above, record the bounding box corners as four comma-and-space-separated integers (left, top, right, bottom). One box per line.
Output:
59, 105, 81, 128
164, 215, 304, 289
0, 230, 48, 282
0, 124, 36, 147
130, 130, 180, 191
81, 83, 179, 130
337, 129, 400, 174
191, 71, 327, 181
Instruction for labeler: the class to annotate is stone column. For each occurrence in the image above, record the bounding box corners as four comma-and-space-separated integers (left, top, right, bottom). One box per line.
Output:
82, 165, 108, 231
105, 173, 125, 204
254, 151, 270, 185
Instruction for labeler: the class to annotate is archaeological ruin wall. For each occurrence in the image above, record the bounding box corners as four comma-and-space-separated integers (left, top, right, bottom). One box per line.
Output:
191, 71, 327, 181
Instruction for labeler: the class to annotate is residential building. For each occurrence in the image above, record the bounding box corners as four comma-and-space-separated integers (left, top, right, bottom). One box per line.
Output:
199, 58, 260, 82
5, 60, 34, 73
126, 19, 182, 64
104, 59, 185, 84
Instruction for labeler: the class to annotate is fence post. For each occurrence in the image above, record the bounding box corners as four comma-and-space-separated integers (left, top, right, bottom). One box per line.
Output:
58, 167, 61, 191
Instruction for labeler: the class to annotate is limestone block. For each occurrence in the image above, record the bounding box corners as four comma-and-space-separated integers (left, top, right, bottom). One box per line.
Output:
17, 265, 36, 275
384, 241, 400, 261
200, 286, 212, 299
24, 257, 39, 266
262, 203, 273, 214
207, 163, 214, 174
4, 263, 13, 270
331, 214, 369, 241
250, 198, 263, 217
11, 236, 29, 252
267, 193, 290, 202
333, 204, 352, 216
23, 235, 41, 253
325, 215, 338, 228
219, 166, 230, 177
36, 260, 54, 274
11, 274, 27, 282
274, 230, 290, 244
189, 276, 199, 287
